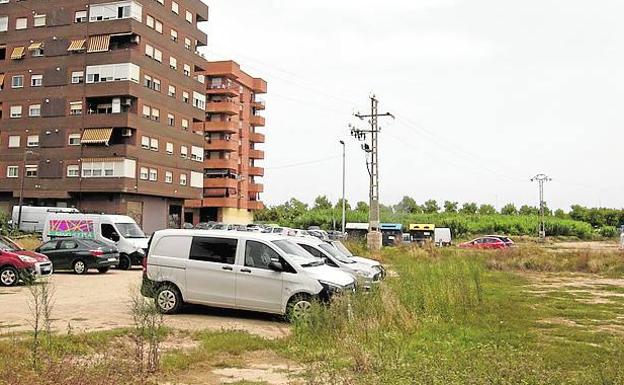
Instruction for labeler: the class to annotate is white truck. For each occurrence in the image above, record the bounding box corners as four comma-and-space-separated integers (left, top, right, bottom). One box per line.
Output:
11, 206, 80, 233
42, 213, 149, 270
434, 228, 452, 247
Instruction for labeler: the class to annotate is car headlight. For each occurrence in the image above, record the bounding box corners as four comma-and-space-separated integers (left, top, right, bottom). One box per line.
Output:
354, 270, 371, 278
319, 280, 344, 294
18, 255, 37, 263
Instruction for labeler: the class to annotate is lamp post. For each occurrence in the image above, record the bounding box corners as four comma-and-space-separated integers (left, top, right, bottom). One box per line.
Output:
339, 140, 346, 235
17, 150, 36, 230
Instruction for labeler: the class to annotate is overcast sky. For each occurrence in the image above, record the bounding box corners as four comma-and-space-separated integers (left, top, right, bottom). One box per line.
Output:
200, 0, 623, 210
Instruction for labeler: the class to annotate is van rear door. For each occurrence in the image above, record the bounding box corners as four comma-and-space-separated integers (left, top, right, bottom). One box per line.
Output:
185, 236, 237, 307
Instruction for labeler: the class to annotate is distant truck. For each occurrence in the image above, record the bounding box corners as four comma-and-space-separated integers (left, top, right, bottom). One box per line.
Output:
408, 224, 435, 245
434, 228, 452, 247
11, 206, 79, 233
380, 223, 403, 246
42, 213, 149, 270
345, 223, 369, 239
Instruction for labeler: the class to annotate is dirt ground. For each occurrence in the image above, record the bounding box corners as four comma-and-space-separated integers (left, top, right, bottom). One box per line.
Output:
0, 268, 290, 339
546, 240, 620, 251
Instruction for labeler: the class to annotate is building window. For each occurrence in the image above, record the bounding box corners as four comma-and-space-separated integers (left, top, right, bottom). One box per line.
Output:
183, 64, 191, 77
89, 2, 142, 22
185, 11, 192, 23
25, 165, 38, 177
145, 44, 154, 58
75, 10, 87, 23
69, 101, 83, 116
180, 173, 187, 185
181, 118, 189, 130
33, 14, 46, 27
146, 15, 154, 28
139, 167, 148, 180
182, 91, 189, 103
141, 136, 150, 149
149, 168, 157, 181
26, 135, 39, 147
167, 113, 175, 126
28, 104, 41, 117
165, 171, 173, 184
16, 17, 27, 30
166, 142, 173, 155
31, 46, 44, 57
169, 56, 177, 70
30, 74, 43, 87
67, 165, 80, 177
86, 63, 140, 84
8, 135, 20, 148
10, 106, 22, 118
171, 1, 179, 14
143, 74, 152, 88
184, 37, 191, 51
71, 71, 84, 84
180, 145, 188, 159
155, 20, 162, 33
11, 75, 24, 88
68, 134, 81, 146
151, 107, 160, 121
153, 78, 161, 91
7, 166, 19, 178
170, 29, 178, 42
142, 105, 151, 118
168, 85, 176, 97
150, 138, 159, 151
154, 48, 162, 62
0, 16, 8, 32
193, 91, 206, 109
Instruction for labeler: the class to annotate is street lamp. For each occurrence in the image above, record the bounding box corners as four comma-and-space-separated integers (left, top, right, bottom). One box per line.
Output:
17, 150, 37, 230
339, 140, 346, 235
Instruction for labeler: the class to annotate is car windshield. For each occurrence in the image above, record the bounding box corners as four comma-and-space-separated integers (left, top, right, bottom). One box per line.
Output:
319, 243, 356, 264
0, 238, 18, 251
114, 223, 146, 238
272, 240, 324, 268
332, 241, 353, 256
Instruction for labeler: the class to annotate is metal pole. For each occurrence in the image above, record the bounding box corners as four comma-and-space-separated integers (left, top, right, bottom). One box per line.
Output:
531, 174, 551, 241
339, 140, 346, 234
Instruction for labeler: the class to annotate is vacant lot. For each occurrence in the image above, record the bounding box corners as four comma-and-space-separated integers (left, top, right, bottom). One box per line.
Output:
0, 269, 289, 339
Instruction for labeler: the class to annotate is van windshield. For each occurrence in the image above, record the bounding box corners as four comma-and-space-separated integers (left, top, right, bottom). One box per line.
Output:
332, 241, 353, 257
319, 243, 356, 264
115, 223, 146, 238
272, 240, 324, 267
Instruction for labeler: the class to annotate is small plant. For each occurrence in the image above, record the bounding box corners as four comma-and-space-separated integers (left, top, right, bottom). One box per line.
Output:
129, 291, 166, 373
26, 279, 55, 370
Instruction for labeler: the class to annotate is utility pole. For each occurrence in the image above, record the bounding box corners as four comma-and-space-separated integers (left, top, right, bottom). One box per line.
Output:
531, 174, 552, 241
350, 95, 394, 251
339, 140, 346, 235
17, 150, 36, 230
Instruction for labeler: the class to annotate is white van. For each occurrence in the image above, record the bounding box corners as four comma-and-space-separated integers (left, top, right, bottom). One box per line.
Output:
42, 213, 148, 270
434, 228, 452, 247
141, 230, 356, 319
11, 206, 79, 233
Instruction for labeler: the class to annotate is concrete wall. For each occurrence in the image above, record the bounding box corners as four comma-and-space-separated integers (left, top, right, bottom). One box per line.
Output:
220, 207, 253, 225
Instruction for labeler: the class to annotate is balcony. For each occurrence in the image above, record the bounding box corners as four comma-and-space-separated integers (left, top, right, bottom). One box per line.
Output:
202, 121, 239, 133
205, 139, 238, 152
205, 158, 238, 170
204, 178, 238, 189
206, 84, 240, 97
248, 149, 265, 159
248, 201, 265, 210
248, 166, 264, 176
248, 183, 264, 193
198, 197, 239, 208
250, 115, 265, 127
251, 99, 265, 110
206, 100, 240, 115
249, 132, 265, 143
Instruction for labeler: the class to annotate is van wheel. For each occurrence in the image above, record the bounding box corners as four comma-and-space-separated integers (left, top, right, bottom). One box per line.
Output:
155, 284, 182, 314
286, 294, 313, 322
117, 254, 131, 270
97, 267, 110, 274
73, 260, 87, 275
0, 266, 19, 287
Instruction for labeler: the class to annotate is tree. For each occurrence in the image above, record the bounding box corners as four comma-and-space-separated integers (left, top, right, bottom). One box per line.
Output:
478, 204, 497, 215
459, 202, 478, 215
554, 208, 567, 218
443, 201, 458, 213
334, 198, 351, 211
355, 201, 369, 212
394, 196, 422, 214
313, 195, 332, 210
500, 203, 518, 216
423, 199, 440, 214
519, 205, 539, 216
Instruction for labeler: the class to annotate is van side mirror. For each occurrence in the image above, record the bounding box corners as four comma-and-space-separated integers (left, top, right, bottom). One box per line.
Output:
268, 261, 283, 272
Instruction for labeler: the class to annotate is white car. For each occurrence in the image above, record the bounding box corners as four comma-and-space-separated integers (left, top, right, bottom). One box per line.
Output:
142, 230, 356, 320
329, 241, 386, 277
292, 237, 384, 288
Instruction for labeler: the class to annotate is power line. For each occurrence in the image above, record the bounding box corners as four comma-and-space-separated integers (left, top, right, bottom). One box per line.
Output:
265, 155, 340, 170
531, 174, 552, 240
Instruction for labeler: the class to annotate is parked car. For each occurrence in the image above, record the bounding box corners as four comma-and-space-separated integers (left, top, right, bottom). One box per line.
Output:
195, 222, 215, 230
328, 240, 386, 278
292, 237, 384, 288
458, 237, 509, 250
486, 235, 515, 247
182, 223, 195, 229
141, 230, 356, 319
36, 238, 119, 274
0, 236, 53, 286
42, 213, 148, 270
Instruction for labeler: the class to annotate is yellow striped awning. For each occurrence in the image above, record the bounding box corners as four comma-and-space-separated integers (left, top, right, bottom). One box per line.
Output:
10, 46, 25, 60
27, 42, 43, 51
81, 128, 113, 145
87, 35, 111, 53
67, 39, 86, 52
0, 74, 5, 88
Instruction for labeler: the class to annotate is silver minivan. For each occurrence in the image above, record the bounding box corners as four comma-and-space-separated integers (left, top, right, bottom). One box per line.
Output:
142, 230, 356, 320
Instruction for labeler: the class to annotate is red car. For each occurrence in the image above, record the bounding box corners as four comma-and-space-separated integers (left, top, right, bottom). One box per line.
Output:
458, 237, 509, 250
0, 236, 53, 286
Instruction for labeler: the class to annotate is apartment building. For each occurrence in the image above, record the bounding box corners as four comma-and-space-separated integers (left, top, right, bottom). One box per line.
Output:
186, 60, 267, 225
0, 0, 209, 233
